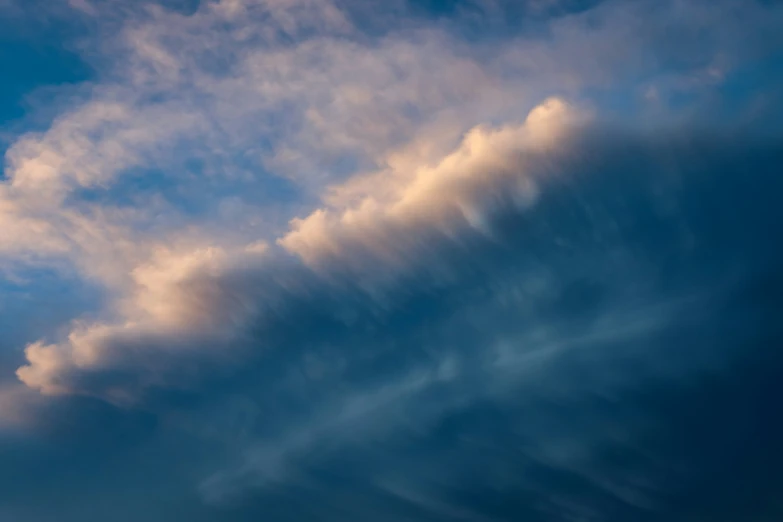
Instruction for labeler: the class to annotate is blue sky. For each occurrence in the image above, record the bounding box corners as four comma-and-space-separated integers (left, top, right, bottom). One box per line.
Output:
1, 1, 783, 521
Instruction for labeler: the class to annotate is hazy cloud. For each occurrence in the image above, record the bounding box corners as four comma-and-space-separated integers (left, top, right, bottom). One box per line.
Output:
2, 0, 783, 521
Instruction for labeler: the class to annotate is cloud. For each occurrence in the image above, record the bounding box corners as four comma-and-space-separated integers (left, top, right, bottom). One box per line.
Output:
2, 0, 783, 521
0, 383, 38, 428
16, 240, 271, 401
194, 125, 783, 508
13, 96, 580, 399
4, 0, 780, 281
279, 97, 588, 268
11, 106, 783, 516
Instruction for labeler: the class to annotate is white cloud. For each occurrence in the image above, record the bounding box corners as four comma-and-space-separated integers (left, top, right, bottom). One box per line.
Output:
13, 95, 582, 400
279, 97, 588, 269
4, 0, 782, 409
16, 240, 270, 400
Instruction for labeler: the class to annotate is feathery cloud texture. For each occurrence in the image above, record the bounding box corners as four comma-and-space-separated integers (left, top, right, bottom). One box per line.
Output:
1, 0, 783, 521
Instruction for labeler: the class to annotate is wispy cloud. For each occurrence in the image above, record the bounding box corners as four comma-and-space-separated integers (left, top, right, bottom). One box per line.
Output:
2, 0, 783, 521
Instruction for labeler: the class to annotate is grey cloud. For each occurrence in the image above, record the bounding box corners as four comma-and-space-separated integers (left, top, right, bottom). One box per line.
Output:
9, 119, 782, 521
2, 0, 783, 521
189, 128, 783, 520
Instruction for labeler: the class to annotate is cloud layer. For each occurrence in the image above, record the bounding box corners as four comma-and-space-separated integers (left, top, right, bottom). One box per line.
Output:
2, 0, 783, 521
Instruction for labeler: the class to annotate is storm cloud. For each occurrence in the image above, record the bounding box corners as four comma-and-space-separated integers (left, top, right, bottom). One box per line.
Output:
1, 0, 783, 521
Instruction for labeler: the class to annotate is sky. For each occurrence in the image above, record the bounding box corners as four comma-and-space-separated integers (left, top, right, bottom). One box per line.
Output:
0, 0, 782, 520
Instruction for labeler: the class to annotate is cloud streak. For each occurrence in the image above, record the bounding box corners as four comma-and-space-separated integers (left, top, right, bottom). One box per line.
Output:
1, 0, 783, 521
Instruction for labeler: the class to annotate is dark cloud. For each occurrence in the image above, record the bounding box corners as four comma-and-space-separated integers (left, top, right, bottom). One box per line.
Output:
2, 0, 783, 520
3, 121, 782, 521
194, 129, 783, 521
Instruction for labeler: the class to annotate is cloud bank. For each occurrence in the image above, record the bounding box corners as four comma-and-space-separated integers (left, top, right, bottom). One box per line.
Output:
1, 0, 783, 521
